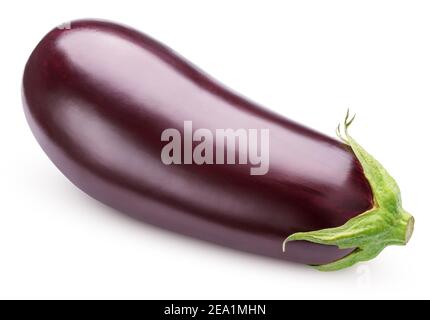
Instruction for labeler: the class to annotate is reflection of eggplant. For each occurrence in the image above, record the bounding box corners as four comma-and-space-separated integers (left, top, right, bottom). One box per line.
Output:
23, 19, 414, 271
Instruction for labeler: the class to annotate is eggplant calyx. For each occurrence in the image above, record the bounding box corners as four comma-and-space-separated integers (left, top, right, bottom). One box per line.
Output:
282, 110, 415, 271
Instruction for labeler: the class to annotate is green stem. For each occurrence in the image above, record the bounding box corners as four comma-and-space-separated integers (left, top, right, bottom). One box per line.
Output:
283, 110, 415, 271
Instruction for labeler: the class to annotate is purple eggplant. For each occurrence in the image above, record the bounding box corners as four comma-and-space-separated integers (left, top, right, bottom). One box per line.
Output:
22, 19, 414, 271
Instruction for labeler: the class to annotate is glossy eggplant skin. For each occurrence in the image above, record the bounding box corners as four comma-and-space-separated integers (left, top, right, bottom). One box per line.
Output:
23, 20, 373, 265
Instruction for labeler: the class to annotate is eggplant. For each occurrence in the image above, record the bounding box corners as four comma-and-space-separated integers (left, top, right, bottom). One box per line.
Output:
22, 19, 414, 271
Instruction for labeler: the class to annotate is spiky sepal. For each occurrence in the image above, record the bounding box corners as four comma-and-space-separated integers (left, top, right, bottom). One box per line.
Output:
283, 110, 414, 271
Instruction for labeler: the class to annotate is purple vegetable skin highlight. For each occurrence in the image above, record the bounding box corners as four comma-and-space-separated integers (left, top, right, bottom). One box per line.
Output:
22, 20, 413, 270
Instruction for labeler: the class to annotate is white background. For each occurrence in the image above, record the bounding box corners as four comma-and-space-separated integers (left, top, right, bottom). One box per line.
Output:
1, 0, 429, 300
